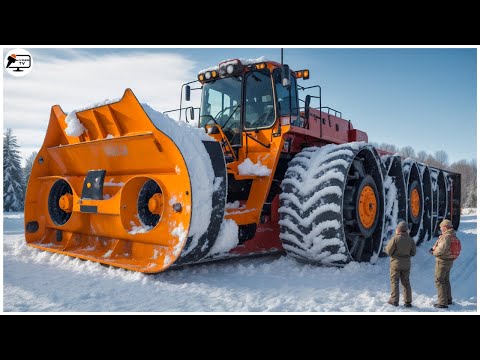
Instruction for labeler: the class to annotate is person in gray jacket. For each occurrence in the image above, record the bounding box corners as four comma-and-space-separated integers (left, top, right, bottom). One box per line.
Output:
385, 221, 417, 308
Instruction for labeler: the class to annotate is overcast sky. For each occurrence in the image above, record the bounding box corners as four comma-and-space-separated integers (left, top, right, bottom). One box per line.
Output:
2, 46, 477, 166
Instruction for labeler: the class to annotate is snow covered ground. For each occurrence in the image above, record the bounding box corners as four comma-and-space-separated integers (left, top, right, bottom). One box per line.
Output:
3, 211, 477, 312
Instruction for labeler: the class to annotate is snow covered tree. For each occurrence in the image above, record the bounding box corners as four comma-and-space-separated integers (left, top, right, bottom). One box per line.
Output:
465, 184, 477, 208
3, 128, 25, 211
434, 150, 449, 168
424, 154, 440, 168
416, 150, 428, 163
379, 143, 398, 153
23, 151, 38, 187
450, 158, 476, 208
400, 146, 415, 159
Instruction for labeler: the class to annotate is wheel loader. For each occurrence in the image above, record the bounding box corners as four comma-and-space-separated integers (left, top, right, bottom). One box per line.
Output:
24, 58, 461, 272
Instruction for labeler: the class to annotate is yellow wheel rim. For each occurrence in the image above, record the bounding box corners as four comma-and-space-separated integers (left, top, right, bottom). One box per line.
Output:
411, 188, 420, 218
358, 185, 377, 229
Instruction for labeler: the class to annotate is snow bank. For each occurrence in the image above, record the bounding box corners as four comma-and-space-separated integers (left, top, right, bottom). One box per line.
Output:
208, 220, 239, 256
238, 158, 271, 177
3, 212, 477, 312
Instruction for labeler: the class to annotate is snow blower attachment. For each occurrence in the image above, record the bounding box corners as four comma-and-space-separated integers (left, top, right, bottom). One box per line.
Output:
25, 58, 461, 273
25, 89, 227, 272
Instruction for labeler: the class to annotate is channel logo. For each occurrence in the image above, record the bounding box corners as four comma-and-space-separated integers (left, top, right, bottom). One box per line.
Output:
4, 48, 33, 77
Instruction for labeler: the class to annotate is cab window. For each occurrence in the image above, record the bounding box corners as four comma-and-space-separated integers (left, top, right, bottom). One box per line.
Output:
244, 70, 275, 129
273, 69, 298, 116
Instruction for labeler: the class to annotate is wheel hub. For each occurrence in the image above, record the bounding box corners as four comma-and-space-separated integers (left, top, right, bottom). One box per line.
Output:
358, 185, 377, 229
58, 193, 73, 213
411, 188, 420, 218
148, 193, 164, 214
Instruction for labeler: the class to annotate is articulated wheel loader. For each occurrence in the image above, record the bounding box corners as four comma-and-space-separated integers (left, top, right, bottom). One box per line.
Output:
24, 58, 461, 273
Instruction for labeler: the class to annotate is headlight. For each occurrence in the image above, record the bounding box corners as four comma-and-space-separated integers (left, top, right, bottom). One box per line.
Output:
218, 59, 243, 77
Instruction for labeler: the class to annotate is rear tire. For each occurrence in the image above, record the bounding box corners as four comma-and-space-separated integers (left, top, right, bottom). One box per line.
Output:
279, 143, 385, 266
418, 164, 433, 243
381, 155, 407, 254
431, 169, 448, 237
403, 160, 424, 241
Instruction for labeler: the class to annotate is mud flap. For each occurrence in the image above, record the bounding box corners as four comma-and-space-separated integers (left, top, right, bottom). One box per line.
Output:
174, 141, 227, 265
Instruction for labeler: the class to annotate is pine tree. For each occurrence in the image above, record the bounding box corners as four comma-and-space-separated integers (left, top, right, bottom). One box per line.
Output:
23, 151, 38, 187
465, 185, 476, 208
3, 128, 25, 212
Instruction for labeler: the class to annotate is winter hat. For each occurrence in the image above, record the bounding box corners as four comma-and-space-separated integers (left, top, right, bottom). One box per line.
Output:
439, 219, 453, 228
396, 221, 408, 232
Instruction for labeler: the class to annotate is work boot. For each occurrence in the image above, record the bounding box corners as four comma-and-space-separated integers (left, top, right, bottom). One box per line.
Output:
448, 300, 453, 305
404, 302, 412, 308
388, 300, 398, 307
434, 303, 448, 309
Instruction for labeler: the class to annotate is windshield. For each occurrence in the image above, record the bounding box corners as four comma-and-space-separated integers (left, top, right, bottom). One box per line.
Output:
200, 76, 242, 132
244, 69, 275, 129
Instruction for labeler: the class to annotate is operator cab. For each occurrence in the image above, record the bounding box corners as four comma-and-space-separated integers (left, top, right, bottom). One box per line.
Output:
197, 59, 304, 148
200, 75, 242, 145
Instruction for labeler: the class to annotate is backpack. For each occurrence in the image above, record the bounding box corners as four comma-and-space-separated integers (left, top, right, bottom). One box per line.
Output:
450, 235, 461, 259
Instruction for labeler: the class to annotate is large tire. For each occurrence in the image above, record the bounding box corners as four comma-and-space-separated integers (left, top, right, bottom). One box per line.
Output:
418, 163, 433, 243
430, 168, 448, 237
279, 143, 385, 266
403, 159, 424, 242
381, 155, 407, 253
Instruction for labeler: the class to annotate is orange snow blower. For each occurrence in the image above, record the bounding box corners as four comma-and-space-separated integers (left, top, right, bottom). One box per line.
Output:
24, 59, 461, 273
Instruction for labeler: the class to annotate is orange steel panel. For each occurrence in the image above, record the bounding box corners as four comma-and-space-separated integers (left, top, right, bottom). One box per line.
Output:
25, 89, 192, 273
